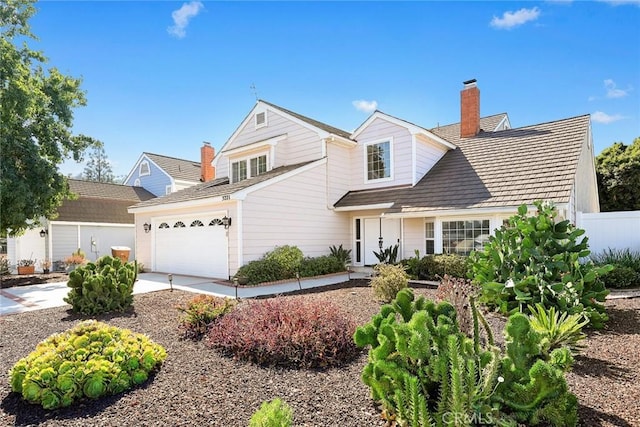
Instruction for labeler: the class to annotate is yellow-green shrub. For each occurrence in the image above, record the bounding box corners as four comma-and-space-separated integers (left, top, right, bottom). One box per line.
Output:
370, 263, 409, 302
9, 320, 166, 409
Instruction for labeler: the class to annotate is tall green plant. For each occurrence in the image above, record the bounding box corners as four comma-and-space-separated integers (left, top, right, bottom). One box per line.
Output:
469, 201, 612, 328
374, 244, 399, 264
329, 244, 352, 266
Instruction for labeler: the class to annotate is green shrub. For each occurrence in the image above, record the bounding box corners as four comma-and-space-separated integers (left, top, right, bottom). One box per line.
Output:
249, 398, 293, 427
207, 297, 359, 368
9, 320, 166, 409
400, 250, 421, 279
527, 304, 588, 356
419, 253, 469, 280
370, 263, 408, 302
469, 201, 612, 328
298, 255, 345, 277
64, 255, 137, 315
177, 294, 237, 340
264, 245, 303, 278
329, 244, 352, 267
355, 288, 579, 427
591, 248, 640, 289
236, 257, 285, 286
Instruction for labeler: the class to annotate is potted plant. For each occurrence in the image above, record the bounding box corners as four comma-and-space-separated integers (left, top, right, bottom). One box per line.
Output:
17, 259, 36, 275
64, 248, 87, 272
41, 259, 52, 274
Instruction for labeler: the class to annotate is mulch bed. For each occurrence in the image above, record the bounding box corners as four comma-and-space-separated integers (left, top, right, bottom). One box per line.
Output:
0, 282, 638, 426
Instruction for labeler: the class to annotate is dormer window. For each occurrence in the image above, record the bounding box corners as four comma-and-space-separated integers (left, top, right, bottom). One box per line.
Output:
231, 154, 268, 183
139, 160, 150, 176
255, 111, 267, 129
365, 139, 393, 182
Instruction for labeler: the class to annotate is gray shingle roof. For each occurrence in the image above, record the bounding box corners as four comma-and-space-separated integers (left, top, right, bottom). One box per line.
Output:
145, 153, 202, 182
393, 114, 589, 212
335, 115, 590, 212
131, 161, 314, 209
260, 100, 353, 139
56, 180, 155, 224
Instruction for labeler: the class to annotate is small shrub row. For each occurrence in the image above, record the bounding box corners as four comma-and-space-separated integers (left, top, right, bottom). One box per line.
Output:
176, 295, 237, 340
207, 297, 359, 368
9, 320, 166, 409
401, 253, 469, 280
236, 245, 347, 286
64, 255, 136, 315
591, 248, 640, 289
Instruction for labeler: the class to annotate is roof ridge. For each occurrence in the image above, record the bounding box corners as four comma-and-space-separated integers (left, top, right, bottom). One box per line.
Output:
431, 112, 508, 130
144, 152, 198, 164
258, 99, 352, 138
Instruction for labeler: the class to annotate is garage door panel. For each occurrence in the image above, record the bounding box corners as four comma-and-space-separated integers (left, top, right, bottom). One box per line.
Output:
154, 215, 228, 279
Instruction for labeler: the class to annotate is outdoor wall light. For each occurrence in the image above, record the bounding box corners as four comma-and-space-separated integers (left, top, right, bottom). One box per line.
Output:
168, 273, 173, 292
143, 223, 151, 233
39, 229, 48, 238
221, 216, 232, 229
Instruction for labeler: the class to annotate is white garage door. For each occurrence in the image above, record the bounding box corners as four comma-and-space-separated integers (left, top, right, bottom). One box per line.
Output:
154, 214, 229, 279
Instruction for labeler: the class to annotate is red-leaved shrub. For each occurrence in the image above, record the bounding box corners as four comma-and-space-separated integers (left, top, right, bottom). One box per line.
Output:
206, 297, 359, 368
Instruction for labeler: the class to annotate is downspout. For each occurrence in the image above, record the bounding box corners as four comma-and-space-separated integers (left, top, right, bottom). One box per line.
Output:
236, 200, 243, 276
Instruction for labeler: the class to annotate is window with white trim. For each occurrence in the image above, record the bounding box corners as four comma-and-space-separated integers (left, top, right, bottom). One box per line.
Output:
366, 140, 391, 181
134, 178, 141, 186
425, 222, 435, 255
442, 220, 490, 255
165, 185, 172, 195
255, 111, 267, 128
139, 161, 150, 176
231, 154, 268, 183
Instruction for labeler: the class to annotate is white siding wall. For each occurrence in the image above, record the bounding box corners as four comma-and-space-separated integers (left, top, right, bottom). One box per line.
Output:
241, 163, 350, 266
414, 134, 448, 184
216, 109, 323, 179
351, 117, 413, 190
6, 228, 47, 272
402, 217, 429, 259
51, 224, 79, 262
80, 225, 135, 262
573, 135, 600, 215
326, 142, 353, 205
577, 211, 640, 254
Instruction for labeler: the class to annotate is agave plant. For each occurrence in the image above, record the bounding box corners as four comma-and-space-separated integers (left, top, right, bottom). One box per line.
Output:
527, 303, 589, 356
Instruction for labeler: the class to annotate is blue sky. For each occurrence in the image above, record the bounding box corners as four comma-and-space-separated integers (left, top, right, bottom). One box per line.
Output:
29, 1, 640, 179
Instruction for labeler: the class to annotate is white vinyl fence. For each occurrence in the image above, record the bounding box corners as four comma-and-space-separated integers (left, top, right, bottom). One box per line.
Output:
576, 211, 640, 255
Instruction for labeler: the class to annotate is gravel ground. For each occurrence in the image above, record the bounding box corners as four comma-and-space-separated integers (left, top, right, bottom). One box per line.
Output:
0, 282, 638, 427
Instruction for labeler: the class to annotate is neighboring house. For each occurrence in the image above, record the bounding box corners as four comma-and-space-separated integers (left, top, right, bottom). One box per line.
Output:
7, 180, 155, 272
124, 151, 208, 197
128, 80, 599, 279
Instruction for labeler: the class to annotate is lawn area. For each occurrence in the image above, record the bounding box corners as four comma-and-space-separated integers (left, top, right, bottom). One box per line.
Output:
0, 283, 638, 426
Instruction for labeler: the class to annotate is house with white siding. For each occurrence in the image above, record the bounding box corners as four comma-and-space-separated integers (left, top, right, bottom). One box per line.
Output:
128, 80, 600, 279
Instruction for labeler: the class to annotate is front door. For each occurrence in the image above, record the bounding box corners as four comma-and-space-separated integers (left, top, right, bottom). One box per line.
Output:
363, 218, 401, 265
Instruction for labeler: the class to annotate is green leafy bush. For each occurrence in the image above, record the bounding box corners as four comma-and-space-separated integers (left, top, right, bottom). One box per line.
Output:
264, 245, 303, 278
420, 253, 469, 280
400, 250, 422, 279
527, 304, 588, 356
9, 320, 166, 409
469, 201, 612, 328
329, 244, 352, 267
370, 263, 408, 302
298, 255, 345, 277
249, 398, 293, 427
355, 289, 579, 427
64, 255, 137, 315
591, 248, 640, 289
207, 297, 359, 368
235, 257, 284, 286
373, 244, 399, 264
176, 294, 237, 340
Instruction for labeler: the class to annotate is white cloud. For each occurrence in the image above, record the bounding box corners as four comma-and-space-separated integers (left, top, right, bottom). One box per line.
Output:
352, 100, 378, 113
604, 79, 631, 98
490, 7, 541, 29
167, 1, 204, 39
591, 111, 626, 124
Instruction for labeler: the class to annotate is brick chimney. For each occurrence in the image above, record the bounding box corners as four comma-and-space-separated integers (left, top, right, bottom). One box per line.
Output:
460, 79, 480, 138
200, 142, 215, 182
